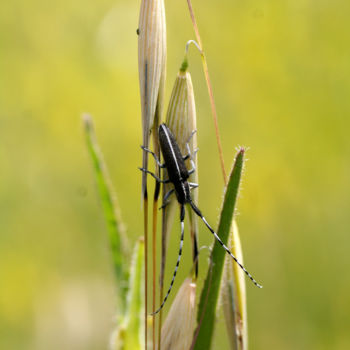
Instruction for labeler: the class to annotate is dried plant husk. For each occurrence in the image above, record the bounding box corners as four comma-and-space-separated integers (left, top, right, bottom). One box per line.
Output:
160, 278, 197, 350
138, 0, 167, 197
222, 220, 248, 350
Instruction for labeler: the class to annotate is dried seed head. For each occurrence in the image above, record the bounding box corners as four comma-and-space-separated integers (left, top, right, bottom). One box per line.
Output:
223, 220, 248, 350
166, 69, 197, 156
138, 0, 167, 195
230, 220, 248, 349
163, 67, 198, 201
160, 278, 196, 350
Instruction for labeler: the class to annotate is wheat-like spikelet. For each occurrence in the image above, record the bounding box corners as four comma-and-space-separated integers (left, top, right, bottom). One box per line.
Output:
138, 0, 166, 196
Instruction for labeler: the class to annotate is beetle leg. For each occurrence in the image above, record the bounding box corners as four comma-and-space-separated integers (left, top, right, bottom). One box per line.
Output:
183, 129, 198, 161
163, 189, 174, 202
188, 159, 197, 175
159, 201, 168, 210
159, 189, 175, 210
185, 142, 197, 174
183, 148, 199, 164
188, 182, 199, 188
138, 168, 170, 183
141, 146, 165, 168
186, 129, 197, 144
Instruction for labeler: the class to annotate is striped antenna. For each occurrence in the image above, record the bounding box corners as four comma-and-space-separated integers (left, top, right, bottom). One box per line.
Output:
151, 205, 186, 315
190, 201, 263, 289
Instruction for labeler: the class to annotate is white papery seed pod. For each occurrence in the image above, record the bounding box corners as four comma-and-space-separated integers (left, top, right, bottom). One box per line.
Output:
160, 278, 196, 350
138, 0, 166, 197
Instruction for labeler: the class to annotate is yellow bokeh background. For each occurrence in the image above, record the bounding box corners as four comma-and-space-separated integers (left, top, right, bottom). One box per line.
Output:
1, 0, 349, 349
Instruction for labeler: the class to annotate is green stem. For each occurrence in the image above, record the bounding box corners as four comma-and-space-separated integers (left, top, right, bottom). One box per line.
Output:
83, 114, 128, 310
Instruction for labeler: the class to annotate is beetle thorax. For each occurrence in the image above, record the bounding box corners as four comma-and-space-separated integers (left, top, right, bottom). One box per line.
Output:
174, 180, 191, 205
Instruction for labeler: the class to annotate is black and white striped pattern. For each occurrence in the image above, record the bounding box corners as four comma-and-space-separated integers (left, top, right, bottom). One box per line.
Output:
151, 205, 186, 315
190, 201, 263, 289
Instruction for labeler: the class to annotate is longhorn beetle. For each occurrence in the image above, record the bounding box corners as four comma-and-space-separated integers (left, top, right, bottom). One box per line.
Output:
139, 123, 262, 315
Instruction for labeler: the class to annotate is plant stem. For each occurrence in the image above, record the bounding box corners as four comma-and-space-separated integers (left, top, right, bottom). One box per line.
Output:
83, 114, 128, 309
152, 182, 160, 350
186, 0, 227, 184
143, 194, 148, 349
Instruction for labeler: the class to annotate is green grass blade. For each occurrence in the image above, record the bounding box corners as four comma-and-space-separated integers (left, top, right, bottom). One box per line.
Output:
193, 148, 245, 350
82, 114, 128, 306
123, 238, 145, 350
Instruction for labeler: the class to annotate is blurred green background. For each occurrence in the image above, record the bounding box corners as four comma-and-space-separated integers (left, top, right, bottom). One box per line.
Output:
1, 0, 349, 349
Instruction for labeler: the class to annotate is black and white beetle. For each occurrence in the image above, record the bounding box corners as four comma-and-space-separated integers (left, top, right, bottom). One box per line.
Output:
140, 123, 262, 315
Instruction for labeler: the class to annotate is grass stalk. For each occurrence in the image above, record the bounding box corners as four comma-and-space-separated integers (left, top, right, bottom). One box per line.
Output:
143, 196, 148, 348
152, 187, 159, 350
122, 238, 145, 349
152, 104, 162, 350
186, 0, 227, 184
82, 114, 128, 310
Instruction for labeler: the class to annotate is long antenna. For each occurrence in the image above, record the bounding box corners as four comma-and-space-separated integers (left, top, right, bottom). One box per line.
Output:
190, 201, 262, 289
151, 205, 186, 315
